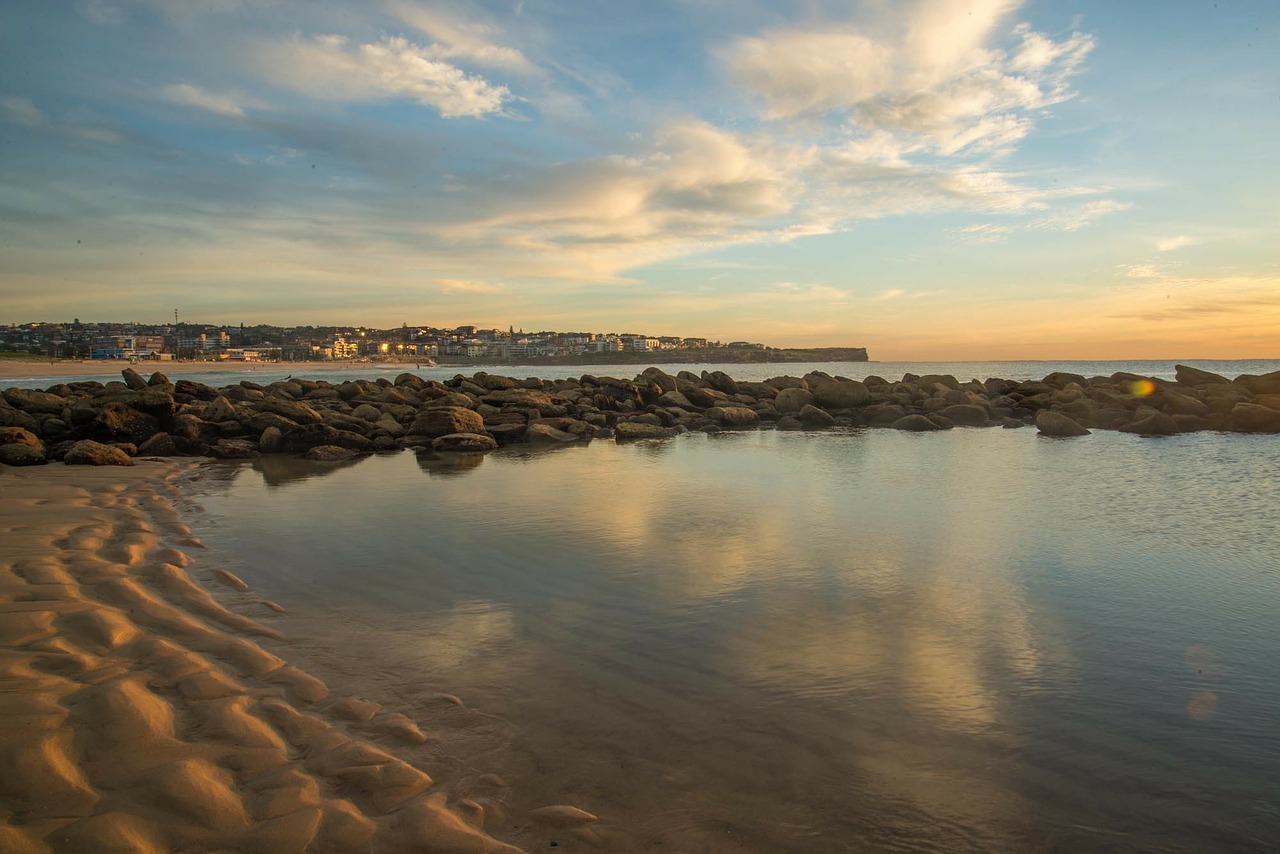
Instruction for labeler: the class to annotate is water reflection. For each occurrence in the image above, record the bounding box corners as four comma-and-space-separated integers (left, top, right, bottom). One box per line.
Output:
251, 452, 374, 486
414, 450, 487, 478
189, 430, 1280, 852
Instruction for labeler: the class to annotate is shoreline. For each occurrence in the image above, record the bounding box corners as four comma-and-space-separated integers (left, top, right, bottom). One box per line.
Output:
0, 461, 545, 852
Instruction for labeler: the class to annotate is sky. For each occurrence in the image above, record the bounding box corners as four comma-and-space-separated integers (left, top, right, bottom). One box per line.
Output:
1, 0, 1276, 359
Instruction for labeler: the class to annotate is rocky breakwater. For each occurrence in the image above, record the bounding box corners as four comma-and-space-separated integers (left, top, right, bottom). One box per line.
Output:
2, 363, 1278, 468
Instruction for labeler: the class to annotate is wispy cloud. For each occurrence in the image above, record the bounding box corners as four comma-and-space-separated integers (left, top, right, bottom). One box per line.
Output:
256, 34, 513, 118
1156, 234, 1198, 252
436, 278, 507, 295
160, 83, 263, 119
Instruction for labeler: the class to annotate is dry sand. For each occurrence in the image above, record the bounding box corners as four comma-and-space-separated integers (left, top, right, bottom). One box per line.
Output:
0, 461, 538, 852
0, 360, 420, 381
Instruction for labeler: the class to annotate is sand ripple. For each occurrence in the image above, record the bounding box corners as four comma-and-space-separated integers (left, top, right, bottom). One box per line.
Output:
0, 462, 523, 852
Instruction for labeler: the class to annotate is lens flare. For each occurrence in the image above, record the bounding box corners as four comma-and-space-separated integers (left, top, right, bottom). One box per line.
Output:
1130, 379, 1156, 397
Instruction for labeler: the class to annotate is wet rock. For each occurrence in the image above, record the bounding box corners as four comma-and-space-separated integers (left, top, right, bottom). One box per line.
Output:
410, 406, 485, 438
525, 422, 580, 443
614, 421, 675, 440
486, 423, 528, 445
137, 433, 179, 456
0, 426, 44, 452
280, 424, 374, 453
0, 442, 45, 466
796, 404, 835, 428
92, 402, 160, 444
1035, 411, 1091, 437
120, 367, 149, 390
812, 380, 870, 409
891, 414, 945, 432
706, 406, 760, 427
305, 445, 360, 462
174, 379, 221, 401
431, 433, 499, 453
208, 439, 259, 459
64, 439, 134, 466
3, 388, 66, 415
938, 404, 989, 427
773, 387, 814, 413
1229, 403, 1280, 433
1118, 411, 1179, 436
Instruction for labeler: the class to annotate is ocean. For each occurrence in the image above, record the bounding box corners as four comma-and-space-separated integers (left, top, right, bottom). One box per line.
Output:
177, 419, 1280, 852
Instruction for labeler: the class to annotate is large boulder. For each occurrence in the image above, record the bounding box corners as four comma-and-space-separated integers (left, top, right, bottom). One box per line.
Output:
482, 388, 554, 408
796, 404, 835, 428
255, 398, 323, 424
92, 403, 160, 444
0, 443, 45, 466
655, 390, 696, 410
773, 387, 814, 413
1174, 364, 1231, 387
938, 404, 989, 427
701, 370, 739, 395
63, 439, 134, 466
410, 406, 485, 438
305, 445, 360, 462
0, 427, 44, 453
174, 379, 221, 401
137, 433, 179, 456
892, 414, 946, 432
525, 422, 580, 443
1229, 403, 1280, 433
0, 403, 38, 432
639, 367, 678, 395
120, 367, 149, 390
706, 406, 760, 427
280, 424, 373, 453
3, 388, 66, 415
614, 421, 675, 440
1118, 411, 1179, 436
1035, 411, 1091, 437
812, 380, 870, 409
1236, 370, 1280, 396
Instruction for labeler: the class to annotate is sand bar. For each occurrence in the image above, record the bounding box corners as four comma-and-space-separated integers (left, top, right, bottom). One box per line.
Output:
0, 460, 528, 852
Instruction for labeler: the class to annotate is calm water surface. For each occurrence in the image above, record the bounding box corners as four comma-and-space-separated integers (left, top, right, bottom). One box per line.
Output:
190, 429, 1280, 853
7, 358, 1280, 389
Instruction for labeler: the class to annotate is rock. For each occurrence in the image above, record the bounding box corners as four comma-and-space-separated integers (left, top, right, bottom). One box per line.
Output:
0, 404, 37, 432
351, 403, 383, 422
614, 421, 675, 440
410, 406, 484, 438
174, 379, 221, 401
147, 371, 171, 387
431, 433, 499, 453
863, 404, 907, 427
486, 423, 528, 445
938, 404, 989, 427
0, 444, 45, 466
3, 388, 66, 415
1035, 411, 1091, 437
1042, 372, 1089, 388
92, 402, 160, 444
764, 375, 807, 390
256, 398, 323, 424
655, 390, 696, 410
706, 406, 760, 427
120, 367, 148, 390
891, 414, 945, 432
305, 445, 359, 461
1175, 364, 1231, 387
701, 370, 739, 395
1236, 370, 1280, 396
482, 389, 553, 408
208, 439, 259, 459
1118, 411, 1179, 436
63, 439, 134, 466
1229, 403, 1280, 433
204, 396, 240, 423
773, 387, 814, 413
796, 404, 836, 428
0, 426, 44, 452
525, 422, 579, 443
638, 366, 678, 394
279, 424, 374, 453
812, 380, 870, 409
136, 433, 179, 456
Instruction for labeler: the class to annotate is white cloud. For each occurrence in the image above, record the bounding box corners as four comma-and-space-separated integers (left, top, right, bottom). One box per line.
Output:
160, 83, 261, 119
390, 2, 538, 74
952, 223, 1012, 244
723, 0, 1094, 158
1, 97, 48, 128
1156, 234, 1198, 252
1122, 263, 1163, 279
258, 34, 511, 118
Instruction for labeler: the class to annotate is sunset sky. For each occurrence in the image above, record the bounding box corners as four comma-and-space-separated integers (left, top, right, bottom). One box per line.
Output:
1, 0, 1276, 358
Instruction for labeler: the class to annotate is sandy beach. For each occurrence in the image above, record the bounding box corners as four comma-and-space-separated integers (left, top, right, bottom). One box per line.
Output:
0, 461, 533, 853
0, 360, 422, 381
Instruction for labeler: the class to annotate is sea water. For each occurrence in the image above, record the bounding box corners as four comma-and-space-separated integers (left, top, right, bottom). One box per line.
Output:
187, 427, 1280, 853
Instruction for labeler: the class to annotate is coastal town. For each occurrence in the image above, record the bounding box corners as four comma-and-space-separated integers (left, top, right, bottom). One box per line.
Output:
1, 320, 729, 362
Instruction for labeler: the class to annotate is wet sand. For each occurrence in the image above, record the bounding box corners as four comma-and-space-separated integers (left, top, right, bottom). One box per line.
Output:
0, 461, 553, 852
